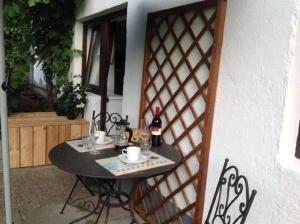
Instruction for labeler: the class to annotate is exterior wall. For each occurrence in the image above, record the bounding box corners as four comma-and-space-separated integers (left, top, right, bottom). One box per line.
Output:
204, 1, 300, 224
74, 0, 300, 223
123, 0, 207, 128
279, 1, 300, 171
33, 62, 46, 88
75, 0, 205, 128
70, 21, 83, 83
74, 1, 127, 117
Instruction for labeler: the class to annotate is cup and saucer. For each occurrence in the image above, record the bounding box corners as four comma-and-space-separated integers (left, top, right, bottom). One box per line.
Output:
118, 146, 148, 164
93, 131, 113, 145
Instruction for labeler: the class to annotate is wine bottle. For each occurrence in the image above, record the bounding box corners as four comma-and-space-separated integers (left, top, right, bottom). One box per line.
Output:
151, 106, 162, 147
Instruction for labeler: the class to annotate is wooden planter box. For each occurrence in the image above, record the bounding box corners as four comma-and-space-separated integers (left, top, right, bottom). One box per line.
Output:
8, 112, 89, 168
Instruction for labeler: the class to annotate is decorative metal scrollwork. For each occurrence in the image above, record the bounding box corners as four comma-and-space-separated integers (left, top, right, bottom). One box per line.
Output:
205, 159, 257, 224
91, 111, 129, 135
62, 177, 137, 224
69, 197, 97, 213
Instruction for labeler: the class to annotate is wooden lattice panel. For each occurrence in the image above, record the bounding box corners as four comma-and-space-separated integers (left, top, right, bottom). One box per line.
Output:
135, 2, 219, 223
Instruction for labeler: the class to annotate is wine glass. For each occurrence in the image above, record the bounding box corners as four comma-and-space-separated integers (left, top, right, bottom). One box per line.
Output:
89, 133, 100, 155
140, 118, 152, 156
83, 135, 91, 150
140, 118, 151, 141
140, 139, 152, 157
119, 130, 129, 146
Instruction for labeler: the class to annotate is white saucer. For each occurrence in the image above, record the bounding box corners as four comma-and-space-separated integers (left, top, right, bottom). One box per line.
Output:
95, 136, 113, 145
118, 154, 148, 164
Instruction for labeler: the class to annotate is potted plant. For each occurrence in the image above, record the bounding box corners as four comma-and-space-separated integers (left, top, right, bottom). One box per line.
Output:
55, 80, 87, 120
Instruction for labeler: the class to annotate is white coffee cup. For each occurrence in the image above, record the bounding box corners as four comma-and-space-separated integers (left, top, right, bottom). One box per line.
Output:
122, 146, 141, 162
94, 130, 105, 144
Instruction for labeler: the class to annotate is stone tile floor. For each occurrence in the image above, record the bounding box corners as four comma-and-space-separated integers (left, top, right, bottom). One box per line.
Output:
0, 139, 143, 223
0, 165, 142, 224
0, 140, 2, 169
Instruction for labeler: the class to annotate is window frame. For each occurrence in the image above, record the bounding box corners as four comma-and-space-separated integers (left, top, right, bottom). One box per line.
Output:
81, 9, 127, 96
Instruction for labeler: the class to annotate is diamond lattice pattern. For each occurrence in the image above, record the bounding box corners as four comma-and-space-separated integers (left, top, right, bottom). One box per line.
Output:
135, 5, 217, 224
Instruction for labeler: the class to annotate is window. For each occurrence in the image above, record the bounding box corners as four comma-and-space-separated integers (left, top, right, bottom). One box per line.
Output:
82, 9, 127, 96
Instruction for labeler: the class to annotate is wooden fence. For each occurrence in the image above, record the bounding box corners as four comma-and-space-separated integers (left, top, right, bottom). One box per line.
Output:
8, 112, 89, 168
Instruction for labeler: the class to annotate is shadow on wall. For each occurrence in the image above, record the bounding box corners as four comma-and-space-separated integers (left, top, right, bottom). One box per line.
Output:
142, 187, 193, 223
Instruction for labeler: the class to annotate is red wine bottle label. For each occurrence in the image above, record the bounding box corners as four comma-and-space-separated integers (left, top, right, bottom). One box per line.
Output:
151, 127, 161, 136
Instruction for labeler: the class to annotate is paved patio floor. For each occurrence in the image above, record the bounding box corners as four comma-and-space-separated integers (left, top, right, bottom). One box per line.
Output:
0, 138, 144, 223
0, 165, 143, 224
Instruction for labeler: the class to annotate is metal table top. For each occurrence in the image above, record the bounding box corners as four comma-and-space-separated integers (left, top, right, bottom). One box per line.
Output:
49, 142, 181, 180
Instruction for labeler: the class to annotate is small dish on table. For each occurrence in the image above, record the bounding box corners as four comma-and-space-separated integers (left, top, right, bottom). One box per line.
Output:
118, 154, 149, 164
95, 136, 113, 145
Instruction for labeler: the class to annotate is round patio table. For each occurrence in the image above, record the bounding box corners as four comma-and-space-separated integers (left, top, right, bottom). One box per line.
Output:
49, 142, 181, 224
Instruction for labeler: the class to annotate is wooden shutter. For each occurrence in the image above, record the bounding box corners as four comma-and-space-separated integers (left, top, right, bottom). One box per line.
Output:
135, 0, 227, 223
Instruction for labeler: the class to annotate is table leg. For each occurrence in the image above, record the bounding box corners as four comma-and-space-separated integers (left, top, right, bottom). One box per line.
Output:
60, 178, 80, 214
69, 179, 102, 224
104, 192, 111, 224
62, 178, 145, 224
95, 192, 110, 223
77, 175, 95, 196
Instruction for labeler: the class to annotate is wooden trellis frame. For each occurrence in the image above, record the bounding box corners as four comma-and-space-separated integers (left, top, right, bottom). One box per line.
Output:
134, 0, 227, 223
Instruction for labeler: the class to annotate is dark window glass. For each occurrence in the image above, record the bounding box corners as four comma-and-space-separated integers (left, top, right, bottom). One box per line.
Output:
82, 10, 127, 96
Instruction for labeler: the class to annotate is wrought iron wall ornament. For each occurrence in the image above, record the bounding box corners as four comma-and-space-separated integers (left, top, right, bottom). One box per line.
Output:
205, 159, 257, 224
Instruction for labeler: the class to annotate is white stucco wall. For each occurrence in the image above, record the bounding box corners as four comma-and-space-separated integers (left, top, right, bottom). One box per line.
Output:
204, 1, 300, 224
75, 0, 206, 128
33, 62, 46, 88
74, 0, 300, 223
279, 1, 300, 171
123, 0, 208, 128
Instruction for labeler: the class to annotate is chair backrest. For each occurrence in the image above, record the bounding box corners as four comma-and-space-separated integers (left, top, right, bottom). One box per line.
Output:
205, 159, 257, 224
91, 110, 129, 136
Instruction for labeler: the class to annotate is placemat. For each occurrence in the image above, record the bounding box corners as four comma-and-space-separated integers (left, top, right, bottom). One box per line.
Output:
95, 151, 175, 176
66, 139, 115, 153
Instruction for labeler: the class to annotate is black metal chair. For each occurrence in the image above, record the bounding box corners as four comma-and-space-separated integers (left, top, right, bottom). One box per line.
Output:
60, 111, 133, 223
205, 158, 257, 224
91, 111, 129, 136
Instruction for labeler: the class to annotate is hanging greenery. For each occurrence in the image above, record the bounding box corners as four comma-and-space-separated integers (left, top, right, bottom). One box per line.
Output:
28, 0, 83, 105
3, 0, 83, 111
4, 0, 34, 112
4, 1, 33, 86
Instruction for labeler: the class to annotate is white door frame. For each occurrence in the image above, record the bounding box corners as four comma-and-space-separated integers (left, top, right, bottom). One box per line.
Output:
0, 0, 14, 223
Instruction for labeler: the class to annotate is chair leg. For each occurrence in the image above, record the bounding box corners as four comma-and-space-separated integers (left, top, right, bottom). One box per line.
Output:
69, 191, 103, 224
95, 187, 111, 223
104, 192, 111, 224
77, 175, 95, 196
60, 178, 80, 214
